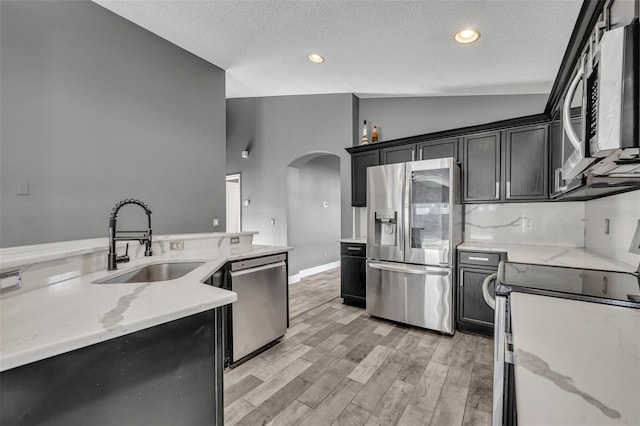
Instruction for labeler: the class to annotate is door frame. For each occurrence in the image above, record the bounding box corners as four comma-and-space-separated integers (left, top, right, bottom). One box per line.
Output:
226, 173, 242, 232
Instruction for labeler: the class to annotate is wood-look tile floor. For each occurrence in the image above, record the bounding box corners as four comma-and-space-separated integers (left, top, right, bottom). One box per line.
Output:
224, 268, 493, 426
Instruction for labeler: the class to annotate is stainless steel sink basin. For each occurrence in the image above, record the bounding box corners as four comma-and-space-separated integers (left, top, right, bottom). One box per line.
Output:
97, 262, 205, 284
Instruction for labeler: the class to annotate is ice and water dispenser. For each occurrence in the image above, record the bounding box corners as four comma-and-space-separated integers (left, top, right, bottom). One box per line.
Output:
374, 209, 398, 246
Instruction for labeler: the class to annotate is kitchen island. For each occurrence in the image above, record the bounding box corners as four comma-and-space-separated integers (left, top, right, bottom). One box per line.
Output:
0, 232, 291, 426
510, 292, 640, 425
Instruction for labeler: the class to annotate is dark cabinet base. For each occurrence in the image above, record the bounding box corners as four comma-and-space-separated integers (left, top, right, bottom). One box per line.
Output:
340, 243, 366, 309
1, 309, 225, 426
342, 295, 366, 308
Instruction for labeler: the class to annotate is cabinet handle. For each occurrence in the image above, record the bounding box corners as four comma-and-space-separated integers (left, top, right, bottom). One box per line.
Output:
468, 256, 490, 262
506, 181, 511, 198
411, 151, 415, 161
347, 247, 361, 251
460, 272, 464, 287
495, 181, 500, 199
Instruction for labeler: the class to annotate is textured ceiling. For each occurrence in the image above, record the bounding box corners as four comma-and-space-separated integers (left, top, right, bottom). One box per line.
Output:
94, 0, 583, 99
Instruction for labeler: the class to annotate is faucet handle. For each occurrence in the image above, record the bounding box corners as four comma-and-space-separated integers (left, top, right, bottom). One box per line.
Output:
116, 243, 130, 264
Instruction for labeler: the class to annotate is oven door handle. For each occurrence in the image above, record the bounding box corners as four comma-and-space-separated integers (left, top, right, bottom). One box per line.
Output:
482, 273, 497, 310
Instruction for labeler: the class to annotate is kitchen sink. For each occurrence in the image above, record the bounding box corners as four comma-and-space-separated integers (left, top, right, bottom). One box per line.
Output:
96, 262, 205, 284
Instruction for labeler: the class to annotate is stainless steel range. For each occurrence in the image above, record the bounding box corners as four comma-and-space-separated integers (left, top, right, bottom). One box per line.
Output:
366, 157, 462, 334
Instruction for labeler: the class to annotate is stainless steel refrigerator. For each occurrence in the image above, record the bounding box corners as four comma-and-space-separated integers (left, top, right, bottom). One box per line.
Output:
366, 157, 462, 334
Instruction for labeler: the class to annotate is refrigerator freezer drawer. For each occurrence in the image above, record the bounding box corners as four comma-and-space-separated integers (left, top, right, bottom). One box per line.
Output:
366, 260, 454, 334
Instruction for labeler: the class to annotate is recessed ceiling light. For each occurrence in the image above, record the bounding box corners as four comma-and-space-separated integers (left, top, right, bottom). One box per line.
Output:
308, 53, 324, 63
454, 28, 480, 44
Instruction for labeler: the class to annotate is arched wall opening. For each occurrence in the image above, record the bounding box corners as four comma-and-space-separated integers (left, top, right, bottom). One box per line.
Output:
286, 152, 341, 280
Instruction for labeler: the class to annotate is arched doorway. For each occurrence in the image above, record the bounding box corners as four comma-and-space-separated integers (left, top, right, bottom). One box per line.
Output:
286, 152, 341, 281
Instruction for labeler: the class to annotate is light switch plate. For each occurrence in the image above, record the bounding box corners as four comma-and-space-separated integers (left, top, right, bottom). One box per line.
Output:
230, 237, 239, 245
170, 241, 184, 251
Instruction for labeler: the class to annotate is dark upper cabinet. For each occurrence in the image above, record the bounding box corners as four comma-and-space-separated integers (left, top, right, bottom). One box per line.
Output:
462, 131, 501, 202
505, 124, 549, 200
380, 144, 416, 164
351, 151, 379, 207
550, 112, 564, 197
417, 137, 459, 161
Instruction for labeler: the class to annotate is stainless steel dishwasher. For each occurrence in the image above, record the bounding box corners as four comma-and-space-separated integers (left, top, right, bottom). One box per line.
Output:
226, 253, 287, 366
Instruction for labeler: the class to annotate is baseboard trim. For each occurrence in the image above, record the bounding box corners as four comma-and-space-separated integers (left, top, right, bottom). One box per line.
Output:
288, 274, 301, 285
289, 260, 340, 285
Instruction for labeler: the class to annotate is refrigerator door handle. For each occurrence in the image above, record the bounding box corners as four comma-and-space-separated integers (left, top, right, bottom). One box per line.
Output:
368, 261, 450, 276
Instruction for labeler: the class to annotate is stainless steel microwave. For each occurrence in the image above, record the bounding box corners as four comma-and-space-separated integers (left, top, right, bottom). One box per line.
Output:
562, 20, 639, 180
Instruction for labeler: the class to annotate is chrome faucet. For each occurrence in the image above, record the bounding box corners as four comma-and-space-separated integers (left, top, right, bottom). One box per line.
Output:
107, 199, 153, 271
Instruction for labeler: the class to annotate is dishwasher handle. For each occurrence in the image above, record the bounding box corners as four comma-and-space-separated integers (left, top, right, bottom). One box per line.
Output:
230, 261, 286, 278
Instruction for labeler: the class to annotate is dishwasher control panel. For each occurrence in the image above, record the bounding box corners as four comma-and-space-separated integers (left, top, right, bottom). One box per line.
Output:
230, 253, 287, 272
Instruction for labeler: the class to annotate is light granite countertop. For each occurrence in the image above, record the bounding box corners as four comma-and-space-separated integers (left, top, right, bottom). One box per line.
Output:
0, 243, 290, 372
510, 292, 640, 425
458, 241, 637, 272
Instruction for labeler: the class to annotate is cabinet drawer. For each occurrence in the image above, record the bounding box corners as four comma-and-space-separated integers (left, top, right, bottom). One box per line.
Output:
458, 251, 504, 268
341, 243, 366, 257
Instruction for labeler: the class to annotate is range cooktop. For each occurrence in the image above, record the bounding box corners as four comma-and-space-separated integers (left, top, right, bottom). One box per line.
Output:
496, 261, 640, 309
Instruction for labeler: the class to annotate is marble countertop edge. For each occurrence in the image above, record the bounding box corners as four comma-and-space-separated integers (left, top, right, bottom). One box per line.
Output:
0, 243, 289, 372
457, 241, 637, 272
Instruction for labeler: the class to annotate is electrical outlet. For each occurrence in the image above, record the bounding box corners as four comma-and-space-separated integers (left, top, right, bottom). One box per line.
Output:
170, 241, 184, 251
230, 237, 239, 245
212, 218, 219, 227
523, 217, 533, 230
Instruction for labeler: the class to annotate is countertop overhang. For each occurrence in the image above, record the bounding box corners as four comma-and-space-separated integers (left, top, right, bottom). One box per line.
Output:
0, 241, 291, 372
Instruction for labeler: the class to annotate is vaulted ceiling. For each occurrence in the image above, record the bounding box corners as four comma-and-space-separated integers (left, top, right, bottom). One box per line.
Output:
95, 0, 583, 99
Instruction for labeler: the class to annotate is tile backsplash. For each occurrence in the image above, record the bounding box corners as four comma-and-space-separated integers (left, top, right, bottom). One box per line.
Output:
585, 190, 640, 267
464, 202, 585, 246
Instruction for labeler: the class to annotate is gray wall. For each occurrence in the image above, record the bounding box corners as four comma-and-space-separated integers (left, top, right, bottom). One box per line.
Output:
357, 94, 548, 144
0, 1, 227, 247
287, 155, 341, 275
226, 94, 353, 256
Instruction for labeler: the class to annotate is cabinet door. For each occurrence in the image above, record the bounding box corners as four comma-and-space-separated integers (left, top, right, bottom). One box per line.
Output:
550, 111, 564, 197
380, 144, 416, 165
341, 256, 366, 301
351, 151, 379, 207
505, 124, 549, 200
459, 267, 495, 330
462, 131, 501, 202
417, 138, 459, 161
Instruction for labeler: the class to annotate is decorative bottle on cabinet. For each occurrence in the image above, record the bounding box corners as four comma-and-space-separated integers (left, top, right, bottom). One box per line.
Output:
361, 120, 369, 145
372, 125, 379, 143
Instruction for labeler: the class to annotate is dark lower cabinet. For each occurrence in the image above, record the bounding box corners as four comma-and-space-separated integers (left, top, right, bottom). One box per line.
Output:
457, 250, 506, 336
1, 309, 225, 426
340, 243, 366, 307
352, 151, 379, 207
